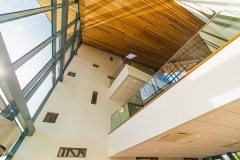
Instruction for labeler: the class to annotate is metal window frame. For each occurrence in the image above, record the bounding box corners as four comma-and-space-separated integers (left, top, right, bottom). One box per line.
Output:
0, 0, 82, 159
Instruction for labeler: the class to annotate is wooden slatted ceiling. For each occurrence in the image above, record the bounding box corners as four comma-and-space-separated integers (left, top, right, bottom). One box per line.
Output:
38, 0, 206, 70
79, 0, 206, 70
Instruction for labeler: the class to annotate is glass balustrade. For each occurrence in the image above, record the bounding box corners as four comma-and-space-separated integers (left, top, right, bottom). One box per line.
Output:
111, 10, 240, 131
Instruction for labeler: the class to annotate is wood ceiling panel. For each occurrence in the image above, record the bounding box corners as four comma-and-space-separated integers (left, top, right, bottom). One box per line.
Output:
79, 0, 206, 70
38, 0, 206, 70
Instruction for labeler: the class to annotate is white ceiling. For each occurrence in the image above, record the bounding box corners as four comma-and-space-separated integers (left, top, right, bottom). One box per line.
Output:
111, 75, 145, 102
112, 98, 240, 158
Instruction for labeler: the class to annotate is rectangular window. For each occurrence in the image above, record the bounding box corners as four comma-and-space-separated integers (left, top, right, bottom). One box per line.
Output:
43, 112, 59, 123
110, 56, 113, 61
67, 71, 76, 77
91, 91, 98, 104
57, 147, 87, 157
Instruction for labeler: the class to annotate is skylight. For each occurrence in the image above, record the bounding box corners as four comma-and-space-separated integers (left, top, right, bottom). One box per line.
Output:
126, 53, 137, 59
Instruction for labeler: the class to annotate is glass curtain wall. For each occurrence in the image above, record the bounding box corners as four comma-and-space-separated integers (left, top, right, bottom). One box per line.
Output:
0, 0, 82, 159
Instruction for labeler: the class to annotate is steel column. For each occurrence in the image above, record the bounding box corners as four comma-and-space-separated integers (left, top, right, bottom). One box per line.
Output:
59, 0, 69, 82
0, 33, 35, 136
51, 0, 57, 86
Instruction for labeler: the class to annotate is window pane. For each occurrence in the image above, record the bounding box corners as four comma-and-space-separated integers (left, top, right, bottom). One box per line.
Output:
65, 46, 72, 65
68, 4, 76, 24
0, 12, 52, 62
57, 8, 62, 32
56, 36, 60, 52
27, 73, 52, 117
16, 43, 52, 89
67, 24, 75, 42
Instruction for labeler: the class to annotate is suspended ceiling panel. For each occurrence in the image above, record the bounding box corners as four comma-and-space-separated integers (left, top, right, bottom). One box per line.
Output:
112, 99, 240, 158
79, 0, 206, 70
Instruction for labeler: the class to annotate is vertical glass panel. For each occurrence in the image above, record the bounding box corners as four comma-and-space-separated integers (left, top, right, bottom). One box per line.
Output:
16, 43, 52, 89
66, 24, 75, 42
0, 0, 49, 14
56, 61, 60, 80
57, 8, 62, 32
140, 87, 147, 101
68, 4, 76, 24
56, 36, 60, 52
129, 91, 143, 105
154, 74, 168, 89
111, 111, 120, 131
143, 81, 156, 99
119, 103, 129, 123
27, 72, 52, 117
0, 12, 51, 62
65, 46, 72, 65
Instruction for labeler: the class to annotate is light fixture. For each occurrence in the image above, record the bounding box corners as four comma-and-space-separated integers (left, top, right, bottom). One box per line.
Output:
133, 80, 137, 83
232, 140, 237, 142
209, 115, 214, 118
155, 151, 157, 153
187, 152, 189, 154
196, 135, 201, 138
145, 143, 148, 144
215, 138, 220, 141
119, 107, 124, 113
126, 53, 137, 59
212, 153, 214, 155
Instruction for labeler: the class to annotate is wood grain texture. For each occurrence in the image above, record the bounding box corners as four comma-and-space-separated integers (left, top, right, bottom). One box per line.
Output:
38, 0, 206, 70
79, 0, 206, 70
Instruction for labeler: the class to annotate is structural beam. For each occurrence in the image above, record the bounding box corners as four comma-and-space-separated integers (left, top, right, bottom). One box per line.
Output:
0, 33, 35, 136
0, 5, 61, 24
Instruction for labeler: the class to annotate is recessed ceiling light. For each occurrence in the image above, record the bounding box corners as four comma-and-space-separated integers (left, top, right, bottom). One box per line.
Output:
126, 53, 137, 59
145, 143, 148, 144
119, 107, 124, 113
215, 138, 220, 141
155, 151, 157, 153
233, 140, 237, 142
209, 115, 214, 118
196, 135, 201, 138
212, 153, 214, 155
134, 80, 137, 83
187, 152, 189, 154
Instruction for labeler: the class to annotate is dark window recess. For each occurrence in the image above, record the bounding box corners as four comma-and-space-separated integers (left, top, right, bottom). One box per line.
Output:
93, 64, 99, 68
67, 71, 76, 77
57, 147, 87, 157
91, 91, 98, 104
110, 56, 113, 61
43, 112, 59, 123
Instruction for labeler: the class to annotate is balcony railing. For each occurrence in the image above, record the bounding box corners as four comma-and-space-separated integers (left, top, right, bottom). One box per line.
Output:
109, 59, 155, 86
110, 10, 240, 131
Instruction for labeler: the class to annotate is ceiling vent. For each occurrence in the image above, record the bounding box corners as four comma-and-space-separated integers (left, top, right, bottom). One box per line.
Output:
156, 131, 193, 142
224, 142, 240, 147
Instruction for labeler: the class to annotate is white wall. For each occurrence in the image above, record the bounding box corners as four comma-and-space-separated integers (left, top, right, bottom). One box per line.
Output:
12, 44, 133, 160
108, 37, 240, 156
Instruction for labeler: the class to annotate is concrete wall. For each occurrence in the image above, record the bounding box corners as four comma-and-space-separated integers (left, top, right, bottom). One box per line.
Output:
108, 37, 240, 156
12, 44, 130, 160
